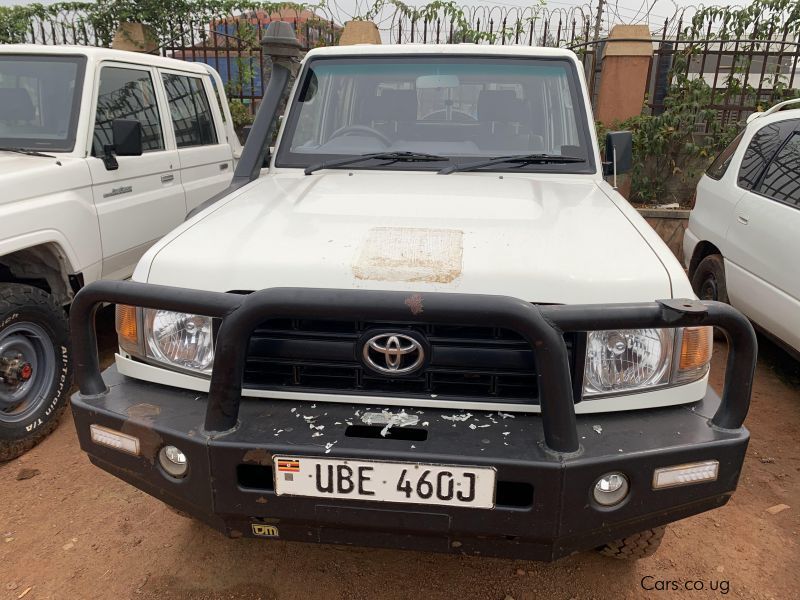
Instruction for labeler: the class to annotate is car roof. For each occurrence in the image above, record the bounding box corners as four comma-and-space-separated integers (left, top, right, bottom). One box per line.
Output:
0, 44, 211, 75
746, 108, 800, 132
305, 43, 579, 61
746, 98, 800, 126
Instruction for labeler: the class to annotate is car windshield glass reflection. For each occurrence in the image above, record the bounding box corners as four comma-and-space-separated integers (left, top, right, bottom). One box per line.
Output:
0, 56, 85, 152
276, 56, 594, 173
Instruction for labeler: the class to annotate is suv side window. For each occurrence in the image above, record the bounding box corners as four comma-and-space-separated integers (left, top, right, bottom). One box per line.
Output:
737, 119, 799, 189
162, 73, 218, 147
757, 131, 800, 207
706, 130, 744, 179
93, 66, 164, 154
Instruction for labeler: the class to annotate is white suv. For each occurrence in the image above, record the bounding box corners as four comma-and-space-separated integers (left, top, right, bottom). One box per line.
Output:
67, 26, 757, 563
0, 46, 241, 460
685, 99, 800, 356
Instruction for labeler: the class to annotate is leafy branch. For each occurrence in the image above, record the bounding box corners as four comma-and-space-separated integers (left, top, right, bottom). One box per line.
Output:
0, 1, 314, 44
623, 0, 800, 205
362, 0, 545, 44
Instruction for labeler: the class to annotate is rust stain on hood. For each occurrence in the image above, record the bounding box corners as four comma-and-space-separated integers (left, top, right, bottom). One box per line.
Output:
353, 227, 463, 283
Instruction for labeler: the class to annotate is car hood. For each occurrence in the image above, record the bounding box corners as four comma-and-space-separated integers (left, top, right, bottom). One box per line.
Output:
142, 171, 676, 303
0, 152, 88, 203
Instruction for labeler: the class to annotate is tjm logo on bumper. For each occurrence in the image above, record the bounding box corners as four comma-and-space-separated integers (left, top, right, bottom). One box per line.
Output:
251, 524, 279, 538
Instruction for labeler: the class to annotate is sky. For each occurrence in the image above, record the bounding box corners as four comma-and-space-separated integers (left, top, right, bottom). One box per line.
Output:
0, 0, 750, 15
0, 0, 752, 32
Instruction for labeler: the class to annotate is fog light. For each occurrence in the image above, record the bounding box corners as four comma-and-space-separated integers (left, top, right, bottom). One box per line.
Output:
593, 472, 629, 506
90, 424, 140, 455
653, 460, 718, 489
159, 445, 188, 478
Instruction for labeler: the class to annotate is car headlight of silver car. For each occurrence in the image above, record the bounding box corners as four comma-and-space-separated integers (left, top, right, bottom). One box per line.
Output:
116, 306, 215, 376
583, 326, 713, 397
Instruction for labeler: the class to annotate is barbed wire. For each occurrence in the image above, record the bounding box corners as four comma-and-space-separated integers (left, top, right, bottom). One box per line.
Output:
10, 1, 788, 48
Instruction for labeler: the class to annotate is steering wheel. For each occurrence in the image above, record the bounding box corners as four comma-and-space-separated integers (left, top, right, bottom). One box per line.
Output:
329, 124, 392, 146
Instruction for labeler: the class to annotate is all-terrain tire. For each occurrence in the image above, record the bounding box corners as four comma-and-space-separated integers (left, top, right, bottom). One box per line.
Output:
597, 526, 666, 560
0, 284, 72, 461
691, 254, 729, 304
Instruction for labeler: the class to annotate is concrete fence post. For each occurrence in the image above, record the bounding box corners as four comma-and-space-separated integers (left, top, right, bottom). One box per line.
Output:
595, 25, 653, 127
339, 21, 381, 45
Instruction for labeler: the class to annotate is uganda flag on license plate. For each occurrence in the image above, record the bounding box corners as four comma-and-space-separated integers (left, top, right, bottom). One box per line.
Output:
277, 459, 300, 472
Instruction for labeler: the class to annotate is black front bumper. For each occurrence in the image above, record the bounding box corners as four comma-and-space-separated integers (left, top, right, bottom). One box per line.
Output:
69, 282, 757, 560
72, 366, 748, 560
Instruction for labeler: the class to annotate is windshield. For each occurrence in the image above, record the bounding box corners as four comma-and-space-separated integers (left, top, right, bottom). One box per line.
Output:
0, 55, 86, 152
276, 55, 595, 173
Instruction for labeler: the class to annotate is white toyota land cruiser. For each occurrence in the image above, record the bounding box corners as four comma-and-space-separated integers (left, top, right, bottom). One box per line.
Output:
0, 45, 241, 459
69, 24, 756, 561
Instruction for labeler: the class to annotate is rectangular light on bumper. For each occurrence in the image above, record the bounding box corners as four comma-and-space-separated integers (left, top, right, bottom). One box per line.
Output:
652, 460, 719, 489
90, 424, 140, 456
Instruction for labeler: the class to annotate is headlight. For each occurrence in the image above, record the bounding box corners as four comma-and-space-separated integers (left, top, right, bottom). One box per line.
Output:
143, 309, 215, 375
584, 329, 673, 396
583, 326, 712, 397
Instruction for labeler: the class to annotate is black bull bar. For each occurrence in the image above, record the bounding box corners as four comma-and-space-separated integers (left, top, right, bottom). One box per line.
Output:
70, 281, 757, 454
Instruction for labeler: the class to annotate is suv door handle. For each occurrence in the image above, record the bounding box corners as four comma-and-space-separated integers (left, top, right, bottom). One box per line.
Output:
161, 173, 174, 183
219, 162, 229, 171
737, 215, 749, 225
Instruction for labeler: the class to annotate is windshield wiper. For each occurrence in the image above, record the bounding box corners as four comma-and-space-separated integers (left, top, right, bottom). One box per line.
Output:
438, 153, 585, 174
0, 147, 57, 159
304, 151, 448, 175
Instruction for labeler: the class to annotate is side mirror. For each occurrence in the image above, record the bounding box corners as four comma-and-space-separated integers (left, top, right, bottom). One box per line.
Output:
102, 119, 143, 170
602, 131, 633, 184
113, 119, 143, 156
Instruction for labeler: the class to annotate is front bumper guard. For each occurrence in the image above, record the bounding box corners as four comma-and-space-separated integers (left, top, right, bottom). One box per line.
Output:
68, 282, 757, 560
71, 282, 757, 454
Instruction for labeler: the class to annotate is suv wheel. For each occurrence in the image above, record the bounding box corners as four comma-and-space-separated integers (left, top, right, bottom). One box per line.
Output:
0, 284, 72, 461
691, 254, 729, 304
597, 526, 666, 560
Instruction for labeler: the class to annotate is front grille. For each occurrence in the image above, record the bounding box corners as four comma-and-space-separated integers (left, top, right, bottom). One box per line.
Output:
242, 318, 579, 405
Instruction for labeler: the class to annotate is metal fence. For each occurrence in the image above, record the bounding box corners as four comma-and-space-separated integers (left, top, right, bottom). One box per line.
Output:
385, 5, 594, 46
16, 7, 339, 113
10, 3, 800, 124
643, 17, 800, 127
161, 13, 340, 110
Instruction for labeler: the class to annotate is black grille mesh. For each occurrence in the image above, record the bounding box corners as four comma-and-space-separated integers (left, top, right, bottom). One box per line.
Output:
242, 319, 577, 404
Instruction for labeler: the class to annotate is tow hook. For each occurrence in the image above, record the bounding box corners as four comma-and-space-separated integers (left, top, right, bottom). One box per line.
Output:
0, 355, 33, 386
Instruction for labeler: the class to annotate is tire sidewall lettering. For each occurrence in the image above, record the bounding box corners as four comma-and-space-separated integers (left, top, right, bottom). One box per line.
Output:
22, 344, 69, 432
1, 312, 20, 329
1, 301, 71, 438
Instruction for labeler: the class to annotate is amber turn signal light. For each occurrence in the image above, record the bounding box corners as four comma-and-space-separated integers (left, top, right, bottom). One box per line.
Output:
115, 304, 139, 354
675, 326, 713, 382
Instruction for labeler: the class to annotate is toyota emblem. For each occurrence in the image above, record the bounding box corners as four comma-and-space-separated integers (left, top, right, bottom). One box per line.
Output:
362, 333, 425, 376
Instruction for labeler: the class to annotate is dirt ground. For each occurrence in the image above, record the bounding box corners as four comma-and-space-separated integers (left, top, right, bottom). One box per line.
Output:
1, 308, 798, 600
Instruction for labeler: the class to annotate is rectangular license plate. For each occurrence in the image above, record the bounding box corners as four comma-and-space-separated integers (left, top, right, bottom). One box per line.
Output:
273, 456, 496, 509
